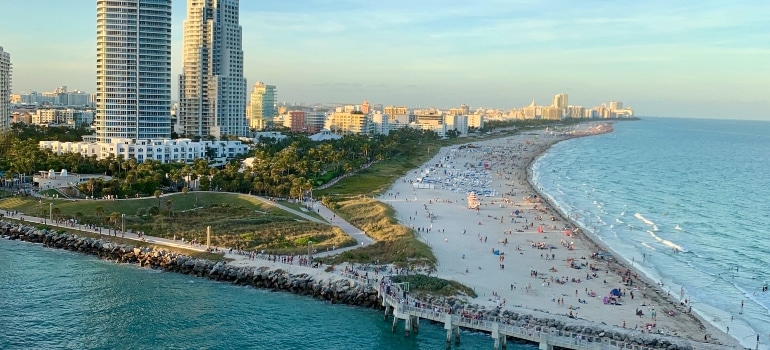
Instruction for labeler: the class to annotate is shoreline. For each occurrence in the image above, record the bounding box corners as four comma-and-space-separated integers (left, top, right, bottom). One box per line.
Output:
525, 134, 737, 345
380, 122, 744, 349
527, 128, 761, 350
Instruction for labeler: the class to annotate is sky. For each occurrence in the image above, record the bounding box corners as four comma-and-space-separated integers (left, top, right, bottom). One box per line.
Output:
1, 0, 768, 120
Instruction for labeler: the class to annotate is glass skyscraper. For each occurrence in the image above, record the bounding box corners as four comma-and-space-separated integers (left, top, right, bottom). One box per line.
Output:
179, 0, 247, 138
0, 46, 10, 130
95, 0, 172, 142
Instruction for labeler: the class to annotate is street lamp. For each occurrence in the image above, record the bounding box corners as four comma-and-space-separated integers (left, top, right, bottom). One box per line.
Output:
49, 203, 52, 222
307, 240, 313, 260
121, 214, 125, 233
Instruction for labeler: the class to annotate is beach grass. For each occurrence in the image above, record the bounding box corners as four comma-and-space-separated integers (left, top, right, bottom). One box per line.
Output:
323, 196, 436, 268
392, 274, 477, 298
127, 205, 356, 254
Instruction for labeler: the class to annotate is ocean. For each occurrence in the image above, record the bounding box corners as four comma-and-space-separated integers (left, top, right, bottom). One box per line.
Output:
532, 117, 770, 349
0, 238, 538, 349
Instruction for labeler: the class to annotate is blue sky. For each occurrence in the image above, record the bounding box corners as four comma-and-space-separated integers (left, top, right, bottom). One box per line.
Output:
1, 0, 768, 119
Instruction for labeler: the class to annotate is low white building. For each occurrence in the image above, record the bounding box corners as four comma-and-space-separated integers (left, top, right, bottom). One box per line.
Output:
308, 129, 342, 141
39, 138, 249, 164
33, 169, 111, 190
409, 121, 447, 138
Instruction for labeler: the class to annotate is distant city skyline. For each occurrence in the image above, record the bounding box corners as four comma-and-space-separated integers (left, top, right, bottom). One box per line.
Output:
1, 0, 769, 120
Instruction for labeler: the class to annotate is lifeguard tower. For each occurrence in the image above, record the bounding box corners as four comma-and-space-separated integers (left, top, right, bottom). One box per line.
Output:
467, 192, 480, 210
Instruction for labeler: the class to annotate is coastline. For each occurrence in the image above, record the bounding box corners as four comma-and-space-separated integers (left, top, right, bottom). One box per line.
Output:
527, 126, 763, 350
0, 122, 748, 349
379, 122, 743, 349
0, 221, 382, 308
525, 132, 745, 348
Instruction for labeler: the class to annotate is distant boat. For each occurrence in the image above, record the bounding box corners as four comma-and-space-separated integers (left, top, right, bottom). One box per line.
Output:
675, 224, 683, 231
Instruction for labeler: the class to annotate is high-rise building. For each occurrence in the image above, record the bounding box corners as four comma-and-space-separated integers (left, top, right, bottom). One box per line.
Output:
552, 94, 568, 110
542, 106, 563, 121
0, 46, 10, 130
95, 0, 172, 142
609, 101, 623, 111
248, 82, 276, 130
524, 100, 538, 119
179, 0, 247, 138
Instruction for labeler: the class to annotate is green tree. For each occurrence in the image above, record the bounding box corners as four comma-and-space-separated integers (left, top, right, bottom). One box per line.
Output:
154, 190, 163, 208
95, 206, 104, 223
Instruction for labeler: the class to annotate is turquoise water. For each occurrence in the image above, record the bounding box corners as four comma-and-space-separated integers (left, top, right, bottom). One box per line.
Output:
533, 118, 770, 348
0, 239, 538, 349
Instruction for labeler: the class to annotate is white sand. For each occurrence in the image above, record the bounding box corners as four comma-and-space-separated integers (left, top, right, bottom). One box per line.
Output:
379, 126, 742, 348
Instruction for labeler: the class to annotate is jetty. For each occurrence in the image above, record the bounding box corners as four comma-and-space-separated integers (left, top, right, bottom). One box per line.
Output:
376, 282, 665, 350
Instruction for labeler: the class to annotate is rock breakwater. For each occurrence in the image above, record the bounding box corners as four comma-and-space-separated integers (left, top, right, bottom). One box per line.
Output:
1, 222, 380, 308
1, 221, 733, 349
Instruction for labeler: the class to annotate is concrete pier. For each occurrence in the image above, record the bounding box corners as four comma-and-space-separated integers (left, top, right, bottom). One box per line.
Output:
376, 283, 684, 350
405, 316, 412, 337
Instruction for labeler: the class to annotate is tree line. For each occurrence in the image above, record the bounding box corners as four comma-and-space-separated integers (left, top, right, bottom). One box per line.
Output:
0, 124, 440, 200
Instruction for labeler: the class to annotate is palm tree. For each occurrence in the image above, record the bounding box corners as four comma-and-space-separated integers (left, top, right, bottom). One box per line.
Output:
95, 206, 104, 223
165, 199, 173, 217
87, 178, 96, 198
108, 212, 120, 229
154, 190, 163, 209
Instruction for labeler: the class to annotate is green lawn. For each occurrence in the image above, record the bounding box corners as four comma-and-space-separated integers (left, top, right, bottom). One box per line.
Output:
0, 192, 290, 218
0, 192, 356, 254
276, 200, 326, 221
125, 206, 356, 254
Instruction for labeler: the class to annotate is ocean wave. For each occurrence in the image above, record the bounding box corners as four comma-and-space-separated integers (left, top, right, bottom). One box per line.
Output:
634, 213, 656, 227
641, 243, 656, 251
646, 230, 688, 253
616, 218, 624, 224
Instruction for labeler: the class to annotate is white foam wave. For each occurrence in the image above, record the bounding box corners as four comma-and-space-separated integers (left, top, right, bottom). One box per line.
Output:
616, 218, 624, 224
634, 213, 656, 227
646, 230, 688, 252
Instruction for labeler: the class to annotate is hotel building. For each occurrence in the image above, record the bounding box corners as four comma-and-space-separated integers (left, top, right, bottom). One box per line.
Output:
178, 0, 247, 138
40, 138, 248, 165
0, 46, 10, 130
94, 0, 172, 142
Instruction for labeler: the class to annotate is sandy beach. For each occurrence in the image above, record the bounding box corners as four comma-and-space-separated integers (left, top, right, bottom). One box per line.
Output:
379, 124, 743, 348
